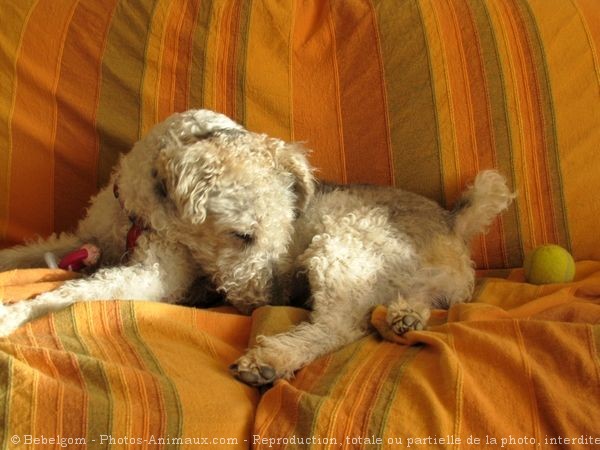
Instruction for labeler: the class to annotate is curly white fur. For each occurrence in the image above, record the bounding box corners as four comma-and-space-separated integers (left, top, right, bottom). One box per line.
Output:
0, 109, 513, 387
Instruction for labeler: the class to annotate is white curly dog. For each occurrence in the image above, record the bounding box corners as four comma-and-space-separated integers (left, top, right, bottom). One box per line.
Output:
0, 109, 513, 385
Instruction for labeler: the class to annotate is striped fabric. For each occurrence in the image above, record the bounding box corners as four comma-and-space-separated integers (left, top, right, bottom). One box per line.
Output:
2, 265, 599, 449
0, 274, 258, 449
253, 262, 600, 449
0, 0, 598, 269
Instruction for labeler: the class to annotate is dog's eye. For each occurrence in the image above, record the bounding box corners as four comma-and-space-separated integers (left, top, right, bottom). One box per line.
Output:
154, 179, 168, 198
232, 231, 254, 245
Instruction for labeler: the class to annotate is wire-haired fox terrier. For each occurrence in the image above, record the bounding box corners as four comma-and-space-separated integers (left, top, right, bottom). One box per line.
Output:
0, 109, 513, 385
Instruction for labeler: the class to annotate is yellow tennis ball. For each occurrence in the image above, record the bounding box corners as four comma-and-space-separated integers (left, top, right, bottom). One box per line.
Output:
523, 245, 575, 285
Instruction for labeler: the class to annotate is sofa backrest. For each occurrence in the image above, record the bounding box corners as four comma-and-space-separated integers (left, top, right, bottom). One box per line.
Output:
1, 0, 598, 269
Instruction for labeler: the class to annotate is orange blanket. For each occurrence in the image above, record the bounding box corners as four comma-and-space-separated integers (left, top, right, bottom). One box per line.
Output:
1, 265, 599, 449
252, 263, 600, 449
0, 270, 258, 449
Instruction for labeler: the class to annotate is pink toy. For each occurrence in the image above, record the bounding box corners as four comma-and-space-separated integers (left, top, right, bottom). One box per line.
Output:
58, 244, 101, 271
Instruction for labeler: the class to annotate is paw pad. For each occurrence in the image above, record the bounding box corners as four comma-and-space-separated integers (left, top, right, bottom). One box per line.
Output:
388, 310, 425, 336
229, 363, 277, 387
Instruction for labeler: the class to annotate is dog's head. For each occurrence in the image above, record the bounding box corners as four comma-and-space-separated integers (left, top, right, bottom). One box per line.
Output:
117, 109, 314, 312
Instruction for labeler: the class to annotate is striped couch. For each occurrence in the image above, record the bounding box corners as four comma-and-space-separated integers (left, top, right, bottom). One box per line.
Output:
1, 1, 599, 449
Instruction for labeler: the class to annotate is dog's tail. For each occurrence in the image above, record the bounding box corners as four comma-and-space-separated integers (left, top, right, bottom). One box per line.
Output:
451, 170, 514, 242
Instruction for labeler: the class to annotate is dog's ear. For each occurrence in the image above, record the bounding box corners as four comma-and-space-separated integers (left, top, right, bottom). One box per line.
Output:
277, 143, 315, 215
158, 146, 222, 225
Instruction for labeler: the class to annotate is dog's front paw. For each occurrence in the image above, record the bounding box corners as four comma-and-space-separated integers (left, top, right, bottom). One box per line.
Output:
386, 299, 430, 336
229, 351, 279, 387
0, 302, 32, 337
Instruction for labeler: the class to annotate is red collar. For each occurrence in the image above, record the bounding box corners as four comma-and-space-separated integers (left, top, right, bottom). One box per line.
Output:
113, 183, 150, 255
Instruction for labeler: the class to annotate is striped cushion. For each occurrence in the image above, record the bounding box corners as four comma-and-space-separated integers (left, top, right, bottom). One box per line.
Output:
0, 0, 598, 269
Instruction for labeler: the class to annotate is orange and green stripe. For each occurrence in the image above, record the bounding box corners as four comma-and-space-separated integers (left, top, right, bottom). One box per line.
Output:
244, 0, 294, 139
54, 306, 113, 449
53, 0, 118, 234
256, 339, 425, 450
291, 1, 346, 182
375, 0, 442, 199
188, 0, 214, 109
0, 356, 11, 449
0, 302, 183, 448
7, 0, 80, 242
96, 0, 159, 188
329, 0, 392, 186
466, 0, 523, 267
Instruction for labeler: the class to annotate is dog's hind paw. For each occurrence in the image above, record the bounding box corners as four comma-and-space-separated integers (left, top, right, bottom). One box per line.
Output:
386, 299, 430, 336
229, 353, 279, 386
229, 362, 276, 386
